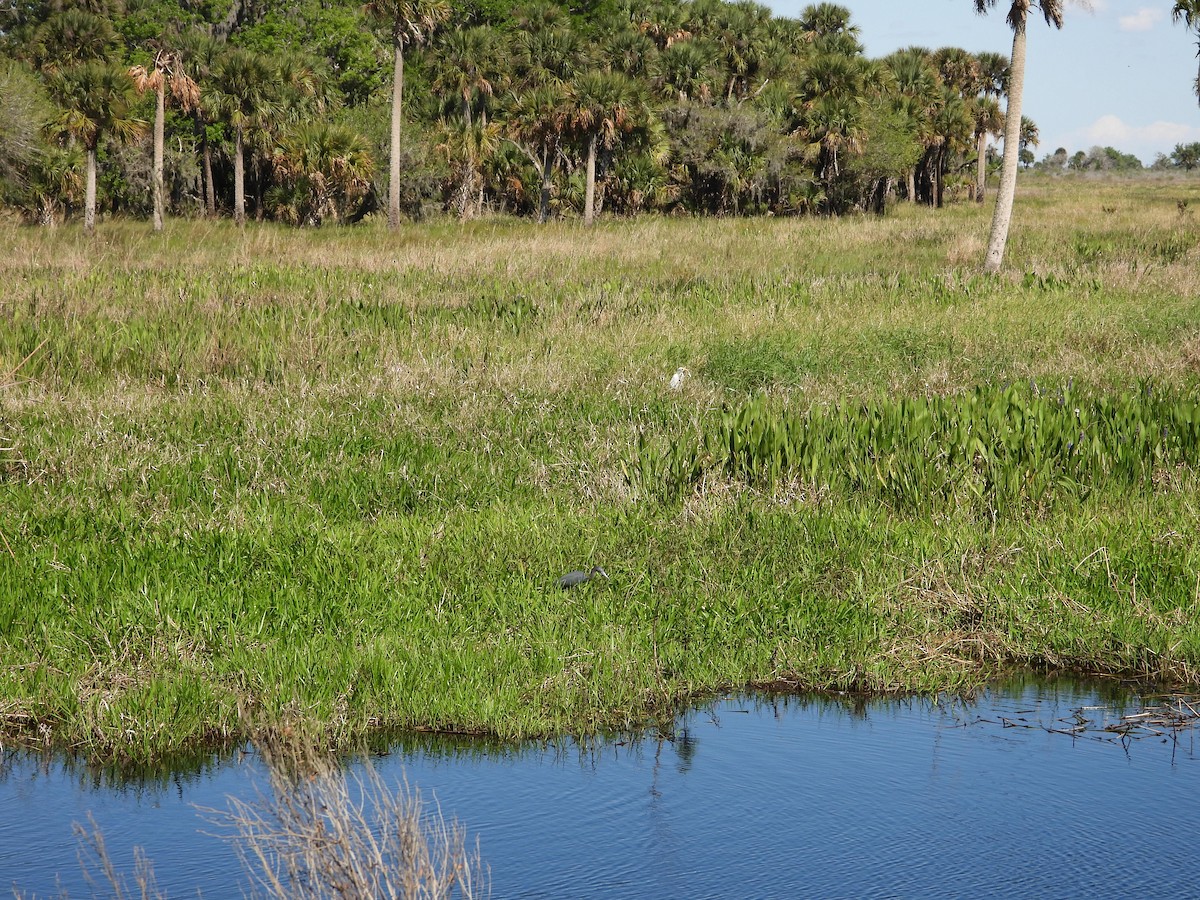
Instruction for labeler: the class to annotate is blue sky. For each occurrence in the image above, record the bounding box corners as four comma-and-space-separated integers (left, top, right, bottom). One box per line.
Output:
762, 0, 1200, 164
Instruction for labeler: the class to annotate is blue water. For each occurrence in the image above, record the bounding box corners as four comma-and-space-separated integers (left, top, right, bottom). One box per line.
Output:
3, 678, 1200, 898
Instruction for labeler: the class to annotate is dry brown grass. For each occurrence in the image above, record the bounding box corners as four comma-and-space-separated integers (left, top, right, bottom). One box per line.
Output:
203, 733, 489, 900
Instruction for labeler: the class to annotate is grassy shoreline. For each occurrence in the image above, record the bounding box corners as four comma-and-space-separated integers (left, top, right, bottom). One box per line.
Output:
4, 176, 1200, 764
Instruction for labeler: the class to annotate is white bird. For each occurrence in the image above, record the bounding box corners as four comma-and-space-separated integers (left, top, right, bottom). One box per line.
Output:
669, 366, 690, 391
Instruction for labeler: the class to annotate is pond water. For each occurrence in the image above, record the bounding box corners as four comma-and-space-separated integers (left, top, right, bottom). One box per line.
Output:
3, 677, 1200, 898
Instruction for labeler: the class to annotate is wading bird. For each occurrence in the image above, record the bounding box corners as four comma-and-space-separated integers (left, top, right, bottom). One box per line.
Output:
557, 565, 609, 589
669, 366, 690, 391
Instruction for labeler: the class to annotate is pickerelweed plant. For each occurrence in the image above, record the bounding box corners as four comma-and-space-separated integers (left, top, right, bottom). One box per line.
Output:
629, 383, 1200, 514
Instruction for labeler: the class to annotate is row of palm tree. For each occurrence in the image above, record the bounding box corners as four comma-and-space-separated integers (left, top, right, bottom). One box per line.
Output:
2, 0, 1080, 269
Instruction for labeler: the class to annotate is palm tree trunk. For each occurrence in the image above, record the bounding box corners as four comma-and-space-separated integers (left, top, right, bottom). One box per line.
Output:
84, 146, 97, 235
975, 131, 987, 203
933, 148, 942, 208
584, 133, 597, 226
388, 34, 404, 230
153, 79, 165, 232
907, 168, 916, 204
538, 147, 551, 224
201, 124, 216, 217
234, 123, 246, 227
984, 19, 1026, 274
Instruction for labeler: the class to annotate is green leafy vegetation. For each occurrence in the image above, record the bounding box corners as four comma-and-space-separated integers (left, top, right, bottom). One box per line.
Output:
4, 0, 1192, 235
2, 178, 1200, 764
629, 385, 1200, 512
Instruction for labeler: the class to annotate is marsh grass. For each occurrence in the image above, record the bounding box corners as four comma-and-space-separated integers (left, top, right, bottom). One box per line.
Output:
3, 175, 1200, 762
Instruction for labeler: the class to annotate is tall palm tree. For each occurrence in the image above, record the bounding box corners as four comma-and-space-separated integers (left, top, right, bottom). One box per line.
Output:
972, 0, 1064, 274
973, 50, 1009, 201
563, 70, 643, 225
364, 0, 451, 230
209, 48, 279, 227
130, 50, 200, 232
45, 61, 145, 234
175, 29, 223, 218
1173, 1, 1200, 106
884, 47, 940, 203
971, 96, 1003, 201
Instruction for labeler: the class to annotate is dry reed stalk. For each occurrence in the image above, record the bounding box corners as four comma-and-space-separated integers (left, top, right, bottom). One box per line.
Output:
75, 812, 166, 900
202, 731, 489, 899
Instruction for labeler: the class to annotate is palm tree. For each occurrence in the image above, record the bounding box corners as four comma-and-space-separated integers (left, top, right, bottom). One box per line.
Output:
434, 27, 501, 128
268, 123, 374, 225
130, 50, 200, 232
971, 96, 1003, 201
1173, 1, 1200, 106
884, 47, 940, 203
563, 70, 643, 225
1018, 114, 1040, 167
506, 83, 566, 222
27, 9, 117, 72
798, 2, 863, 56
437, 118, 503, 218
972, 0, 1064, 274
364, 0, 451, 230
709, 1, 771, 102
976, 50, 1011, 99
175, 30, 223, 218
208, 48, 278, 227
973, 50, 1009, 201
652, 39, 719, 102
45, 61, 145, 234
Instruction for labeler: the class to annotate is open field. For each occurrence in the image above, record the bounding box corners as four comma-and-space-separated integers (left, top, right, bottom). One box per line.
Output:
3, 174, 1200, 764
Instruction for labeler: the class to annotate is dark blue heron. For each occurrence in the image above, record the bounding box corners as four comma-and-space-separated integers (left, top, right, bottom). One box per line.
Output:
557, 565, 608, 590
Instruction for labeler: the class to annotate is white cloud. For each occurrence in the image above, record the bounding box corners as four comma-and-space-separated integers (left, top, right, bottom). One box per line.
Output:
1084, 115, 1200, 146
1118, 7, 1164, 32
1048, 115, 1200, 162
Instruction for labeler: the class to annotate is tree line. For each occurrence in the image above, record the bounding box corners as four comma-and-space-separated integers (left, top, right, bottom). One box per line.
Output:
0, 1, 1193, 255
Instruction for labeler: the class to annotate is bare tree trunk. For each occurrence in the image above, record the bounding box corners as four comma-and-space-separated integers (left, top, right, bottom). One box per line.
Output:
584, 133, 597, 226
234, 124, 246, 227
153, 79, 165, 232
535, 146, 551, 223
985, 21, 1026, 274
202, 132, 216, 216
907, 168, 916, 204
388, 35, 404, 230
934, 147, 945, 208
975, 130, 987, 203
84, 147, 97, 235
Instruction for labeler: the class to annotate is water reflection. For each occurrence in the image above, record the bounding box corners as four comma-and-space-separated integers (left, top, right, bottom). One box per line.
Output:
3, 677, 1199, 898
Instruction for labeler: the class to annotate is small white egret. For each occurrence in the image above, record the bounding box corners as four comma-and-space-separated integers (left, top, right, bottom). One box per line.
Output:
669, 366, 690, 391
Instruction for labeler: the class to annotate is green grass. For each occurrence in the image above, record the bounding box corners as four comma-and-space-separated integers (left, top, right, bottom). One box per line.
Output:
3, 174, 1200, 763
